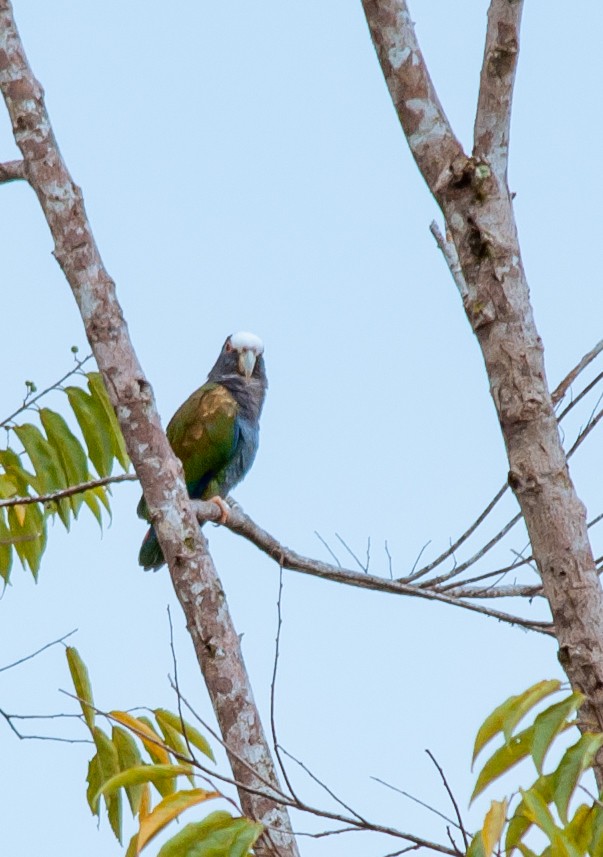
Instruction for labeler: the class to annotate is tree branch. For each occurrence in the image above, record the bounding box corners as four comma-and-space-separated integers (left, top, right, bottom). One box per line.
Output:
193, 500, 553, 635
0, 473, 138, 508
360, 0, 466, 197
473, 0, 523, 178
0, 3, 298, 851
362, 2, 603, 785
0, 157, 24, 182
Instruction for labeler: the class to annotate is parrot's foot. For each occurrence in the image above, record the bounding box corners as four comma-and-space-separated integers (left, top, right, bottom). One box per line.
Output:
209, 496, 230, 524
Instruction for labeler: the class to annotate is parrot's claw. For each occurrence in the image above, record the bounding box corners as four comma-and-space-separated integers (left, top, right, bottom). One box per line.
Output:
209, 496, 230, 524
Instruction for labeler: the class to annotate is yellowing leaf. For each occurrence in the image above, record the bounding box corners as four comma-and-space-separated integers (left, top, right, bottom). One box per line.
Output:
109, 711, 170, 765
139, 784, 151, 821
137, 789, 220, 853
481, 799, 507, 856
14, 504, 25, 526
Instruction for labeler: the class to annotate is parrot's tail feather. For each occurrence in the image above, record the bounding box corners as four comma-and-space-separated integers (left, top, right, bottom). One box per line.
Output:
138, 526, 165, 571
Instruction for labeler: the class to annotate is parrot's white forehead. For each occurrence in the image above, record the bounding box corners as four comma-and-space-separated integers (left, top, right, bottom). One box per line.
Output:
229, 331, 264, 354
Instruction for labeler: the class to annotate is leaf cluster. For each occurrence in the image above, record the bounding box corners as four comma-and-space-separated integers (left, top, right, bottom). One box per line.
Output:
0, 372, 129, 580
468, 681, 603, 856
66, 647, 263, 857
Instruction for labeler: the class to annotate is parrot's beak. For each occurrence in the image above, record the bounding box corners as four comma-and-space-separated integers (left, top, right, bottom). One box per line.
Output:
239, 349, 256, 379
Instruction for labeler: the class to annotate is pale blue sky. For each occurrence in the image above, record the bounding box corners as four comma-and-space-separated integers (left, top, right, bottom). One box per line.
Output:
1, 2, 602, 855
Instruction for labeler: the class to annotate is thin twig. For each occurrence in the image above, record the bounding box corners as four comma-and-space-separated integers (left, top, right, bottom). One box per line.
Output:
425, 750, 469, 851
270, 567, 300, 801
279, 745, 368, 825
0, 708, 91, 743
0, 629, 77, 673
336, 533, 369, 573
402, 484, 508, 583
314, 531, 341, 567
0, 353, 92, 428
429, 221, 468, 301
371, 776, 459, 830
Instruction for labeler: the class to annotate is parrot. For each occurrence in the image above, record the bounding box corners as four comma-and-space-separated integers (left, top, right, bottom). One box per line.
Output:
137, 331, 267, 570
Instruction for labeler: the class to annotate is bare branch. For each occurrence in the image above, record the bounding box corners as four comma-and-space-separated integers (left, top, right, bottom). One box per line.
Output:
0, 473, 138, 508
0, 158, 24, 182
429, 221, 468, 301
553, 340, 603, 405
0, 708, 90, 743
474, 0, 524, 178
194, 500, 553, 635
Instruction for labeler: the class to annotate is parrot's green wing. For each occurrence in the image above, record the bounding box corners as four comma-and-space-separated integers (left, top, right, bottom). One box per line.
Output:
167, 382, 239, 489
137, 383, 239, 522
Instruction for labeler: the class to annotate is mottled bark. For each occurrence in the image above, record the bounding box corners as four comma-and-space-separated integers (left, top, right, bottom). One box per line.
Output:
362, 0, 603, 780
0, 1, 298, 850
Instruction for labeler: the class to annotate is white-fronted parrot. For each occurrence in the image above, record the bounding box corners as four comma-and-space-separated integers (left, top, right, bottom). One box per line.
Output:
138, 331, 267, 569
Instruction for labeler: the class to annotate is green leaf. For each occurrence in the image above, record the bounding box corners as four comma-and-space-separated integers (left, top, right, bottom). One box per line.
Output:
531, 693, 583, 773
590, 804, 603, 854
7, 502, 45, 577
0, 509, 13, 583
516, 845, 539, 857
13, 423, 70, 527
0, 448, 34, 494
473, 681, 560, 765
93, 726, 122, 843
87, 753, 102, 815
39, 407, 89, 516
87, 373, 129, 471
93, 763, 193, 807
552, 732, 603, 824
519, 789, 581, 857
113, 725, 144, 815
82, 487, 103, 527
0, 473, 17, 498
65, 385, 114, 477
505, 773, 555, 852
66, 646, 95, 731
472, 725, 535, 802
156, 811, 263, 857
154, 717, 196, 786
154, 709, 215, 762
466, 832, 486, 857
565, 804, 596, 850
137, 789, 220, 853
